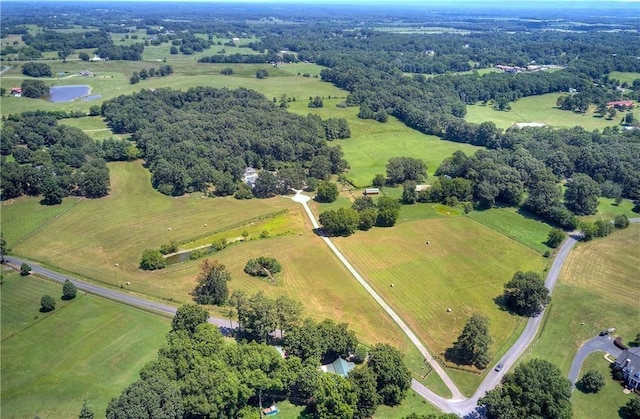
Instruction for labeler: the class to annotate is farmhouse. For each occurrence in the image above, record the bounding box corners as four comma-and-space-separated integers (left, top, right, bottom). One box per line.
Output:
364, 188, 380, 196
242, 167, 258, 186
79, 70, 94, 77
10, 87, 22, 96
614, 347, 640, 390
607, 100, 634, 110
320, 357, 355, 377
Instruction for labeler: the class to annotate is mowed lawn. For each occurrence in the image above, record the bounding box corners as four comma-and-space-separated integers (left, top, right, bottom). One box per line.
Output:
1, 271, 169, 419
465, 93, 638, 131
528, 224, 640, 374
466, 207, 554, 254
332, 216, 545, 364
571, 353, 636, 419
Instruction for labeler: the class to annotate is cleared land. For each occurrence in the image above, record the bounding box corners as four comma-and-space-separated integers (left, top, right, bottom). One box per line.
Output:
465, 93, 638, 130
527, 224, 640, 375
571, 353, 635, 419
332, 215, 545, 385
2, 162, 408, 351
0, 271, 169, 418
287, 99, 482, 187
608, 71, 640, 85
466, 207, 554, 254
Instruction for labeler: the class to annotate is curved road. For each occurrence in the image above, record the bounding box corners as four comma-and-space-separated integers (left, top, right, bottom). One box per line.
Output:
568, 335, 622, 386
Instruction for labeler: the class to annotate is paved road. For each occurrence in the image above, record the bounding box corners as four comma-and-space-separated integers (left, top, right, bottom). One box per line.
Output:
568, 335, 622, 386
6, 206, 637, 416
3, 256, 237, 330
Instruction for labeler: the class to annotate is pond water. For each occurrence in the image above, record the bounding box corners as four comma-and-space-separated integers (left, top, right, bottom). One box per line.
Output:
164, 246, 214, 265
48, 85, 91, 102
83, 94, 102, 101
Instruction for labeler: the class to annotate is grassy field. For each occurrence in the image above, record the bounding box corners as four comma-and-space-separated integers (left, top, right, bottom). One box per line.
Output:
465, 93, 638, 131
527, 224, 640, 374
608, 71, 640, 85
1, 161, 409, 352
466, 207, 554, 254
332, 215, 545, 393
287, 99, 482, 187
0, 60, 346, 117
1, 270, 170, 418
571, 353, 635, 419
583, 197, 637, 222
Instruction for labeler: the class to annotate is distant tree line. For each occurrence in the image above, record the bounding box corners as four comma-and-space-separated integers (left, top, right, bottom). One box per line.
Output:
101, 87, 350, 196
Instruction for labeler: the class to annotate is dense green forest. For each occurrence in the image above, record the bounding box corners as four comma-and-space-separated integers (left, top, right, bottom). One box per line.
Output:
101, 87, 350, 196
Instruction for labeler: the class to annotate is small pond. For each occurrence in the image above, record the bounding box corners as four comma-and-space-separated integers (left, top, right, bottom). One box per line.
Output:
49, 85, 91, 102
164, 246, 214, 265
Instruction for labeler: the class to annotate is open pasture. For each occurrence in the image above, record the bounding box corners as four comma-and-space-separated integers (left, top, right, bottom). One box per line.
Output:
287, 99, 482, 187
527, 224, 640, 373
332, 216, 545, 368
608, 71, 640, 85
466, 207, 554, 254
1, 272, 169, 419
465, 93, 635, 130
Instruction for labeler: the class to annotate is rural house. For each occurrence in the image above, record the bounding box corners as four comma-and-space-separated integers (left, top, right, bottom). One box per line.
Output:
320, 357, 355, 377
614, 347, 640, 390
606, 100, 634, 110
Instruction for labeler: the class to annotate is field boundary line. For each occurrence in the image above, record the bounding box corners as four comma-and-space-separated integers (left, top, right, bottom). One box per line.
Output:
12, 197, 84, 247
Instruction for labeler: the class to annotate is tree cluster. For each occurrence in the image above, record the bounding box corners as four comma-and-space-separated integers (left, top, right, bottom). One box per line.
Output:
479, 358, 572, 419
319, 195, 401, 237
129, 65, 173, 84
20, 79, 49, 98
107, 302, 411, 418
22, 62, 52, 77
101, 87, 349, 196
1, 112, 111, 203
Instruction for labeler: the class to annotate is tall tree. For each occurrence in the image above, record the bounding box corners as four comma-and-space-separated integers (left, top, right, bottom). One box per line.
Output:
316, 180, 339, 203
106, 373, 184, 419
193, 259, 231, 305
502, 271, 550, 317
275, 295, 304, 338
312, 373, 357, 419
564, 173, 600, 215
62, 279, 77, 300
367, 343, 411, 406
450, 314, 493, 369
79, 400, 94, 419
348, 366, 381, 419
171, 304, 209, 335
479, 359, 572, 419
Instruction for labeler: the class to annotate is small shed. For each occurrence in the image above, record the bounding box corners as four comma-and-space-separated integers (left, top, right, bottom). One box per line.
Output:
364, 188, 380, 196
262, 405, 279, 416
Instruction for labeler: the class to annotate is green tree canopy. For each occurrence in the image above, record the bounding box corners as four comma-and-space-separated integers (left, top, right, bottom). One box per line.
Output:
171, 304, 209, 335
20, 262, 31, 276
367, 343, 412, 406
316, 180, 339, 203
193, 259, 231, 305
79, 400, 94, 419
375, 197, 401, 227
478, 358, 572, 419
449, 314, 493, 369
547, 228, 566, 248
319, 207, 359, 237
40, 294, 56, 312
106, 373, 184, 419
312, 373, 357, 419
244, 256, 282, 278
348, 366, 380, 419
139, 249, 166, 271
62, 279, 77, 300
564, 173, 600, 215
577, 369, 605, 393
502, 271, 551, 317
